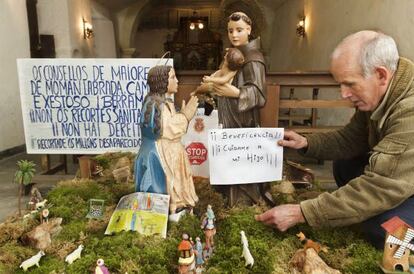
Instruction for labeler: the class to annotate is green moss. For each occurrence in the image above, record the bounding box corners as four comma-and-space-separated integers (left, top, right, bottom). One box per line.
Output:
14, 256, 65, 274
193, 178, 225, 219
342, 242, 382, 274
0, 158, 384, 273
48, 180, 112, 203
0, 242, 34, 266
207, 207, 281, 274
93, 154, 112, 170
55, 221, 87, 242
168, 214, 203, 240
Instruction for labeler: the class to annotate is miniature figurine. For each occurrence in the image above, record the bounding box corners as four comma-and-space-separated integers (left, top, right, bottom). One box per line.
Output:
36, 199, 48, 210
65, 244, 84, 264
201, 204, 216, 257
195, 237, 204, 269
93, 165, 104, 177
380, 216, 414, 273
28, 186, 42, 210
193, 48, 244, 95
41, 208, 49, 224
240, 231, 254, 267
23, 213, 33, 219
19, 250, 45, 272
296, 232, 328, 254
178, 233, 195, 274
134, 65, 199, 216
95, 258, 110, 274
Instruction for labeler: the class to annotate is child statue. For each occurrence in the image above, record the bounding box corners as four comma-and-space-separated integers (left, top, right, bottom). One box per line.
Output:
134, 65, 199, 215
193, 47, 244, 96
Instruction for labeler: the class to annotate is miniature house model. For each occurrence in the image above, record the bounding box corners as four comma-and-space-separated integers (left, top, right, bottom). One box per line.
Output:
178, 239, 194, 263
381, 216, 414, 272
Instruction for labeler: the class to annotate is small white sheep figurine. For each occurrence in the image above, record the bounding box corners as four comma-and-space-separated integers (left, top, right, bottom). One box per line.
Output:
36, 199, 48, 210
240, 231, 254, 267
65, 244, 84, 264
19, 250, 45, 271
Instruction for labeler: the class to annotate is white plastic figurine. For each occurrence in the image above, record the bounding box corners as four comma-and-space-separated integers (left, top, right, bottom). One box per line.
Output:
35, 199, 48, 210
240, 231, 254, 267
65, 244, 84, 264
19, 250, 45, 271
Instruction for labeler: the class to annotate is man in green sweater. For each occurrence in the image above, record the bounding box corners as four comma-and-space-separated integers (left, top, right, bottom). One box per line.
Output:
256, 30, 414, 248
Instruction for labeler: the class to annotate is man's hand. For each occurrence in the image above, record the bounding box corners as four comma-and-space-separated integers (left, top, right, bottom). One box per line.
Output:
212, 83, 240, 98
181, 96, 199, 121
255, 204, 305, 232
278, 130, 308, 150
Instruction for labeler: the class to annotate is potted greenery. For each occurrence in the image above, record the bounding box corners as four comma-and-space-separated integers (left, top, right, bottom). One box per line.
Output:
14, 160, 36, 216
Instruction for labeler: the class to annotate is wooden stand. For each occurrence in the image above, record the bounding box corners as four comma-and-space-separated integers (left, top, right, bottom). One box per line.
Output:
78, 156, 91, 179
40, 154, 67, 175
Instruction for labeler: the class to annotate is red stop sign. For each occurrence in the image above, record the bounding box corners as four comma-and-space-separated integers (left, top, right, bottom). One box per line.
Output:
186, 142, 208, 165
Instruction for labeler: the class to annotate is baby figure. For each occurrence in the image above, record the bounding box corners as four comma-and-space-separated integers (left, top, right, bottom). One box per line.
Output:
194, 48, 244, 95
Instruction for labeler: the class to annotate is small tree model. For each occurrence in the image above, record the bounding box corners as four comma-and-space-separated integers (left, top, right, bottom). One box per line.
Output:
14, 160, 36, 216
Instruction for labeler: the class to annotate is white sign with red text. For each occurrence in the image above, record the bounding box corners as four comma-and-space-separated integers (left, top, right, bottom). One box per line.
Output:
182, 109, 218, 177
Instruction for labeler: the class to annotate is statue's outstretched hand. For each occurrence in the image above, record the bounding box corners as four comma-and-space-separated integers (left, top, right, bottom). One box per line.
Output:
181, 96, 199, 121
203, 76, 213, 82
191, 82, 212, 96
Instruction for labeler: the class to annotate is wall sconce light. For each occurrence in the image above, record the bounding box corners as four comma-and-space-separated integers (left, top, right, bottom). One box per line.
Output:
296, 17, 305, 37
83, 18, 94, 39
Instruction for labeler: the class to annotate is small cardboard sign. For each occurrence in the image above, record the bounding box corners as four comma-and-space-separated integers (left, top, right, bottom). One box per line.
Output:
208, 128, 284, 185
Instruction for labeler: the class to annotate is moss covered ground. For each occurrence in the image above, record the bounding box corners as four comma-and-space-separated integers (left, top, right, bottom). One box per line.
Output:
0, 153, 382, 273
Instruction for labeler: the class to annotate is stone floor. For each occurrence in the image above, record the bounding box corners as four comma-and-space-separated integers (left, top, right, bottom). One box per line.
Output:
0, 149, 335, 223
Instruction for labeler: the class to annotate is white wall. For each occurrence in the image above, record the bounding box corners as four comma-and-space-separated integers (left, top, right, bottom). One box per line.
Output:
37, 0, 95, 57
92, 2, 117, 58
37, 0, 72, 57
0, 0, 30, 151
67, 0, 95, 57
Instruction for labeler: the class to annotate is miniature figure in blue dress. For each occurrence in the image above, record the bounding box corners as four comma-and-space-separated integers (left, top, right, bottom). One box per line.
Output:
195, 237, 204, 268
201, 204, 216, 257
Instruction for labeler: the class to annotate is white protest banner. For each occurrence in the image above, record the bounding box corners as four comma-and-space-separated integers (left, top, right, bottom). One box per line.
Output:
182, 109, 219, 177
17, 58, 172, 154
208, 128, 284, 185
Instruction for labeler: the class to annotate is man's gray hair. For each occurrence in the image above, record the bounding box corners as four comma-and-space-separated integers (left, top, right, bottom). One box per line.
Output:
360, 33, 399, 77
332, 31, 399, 78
